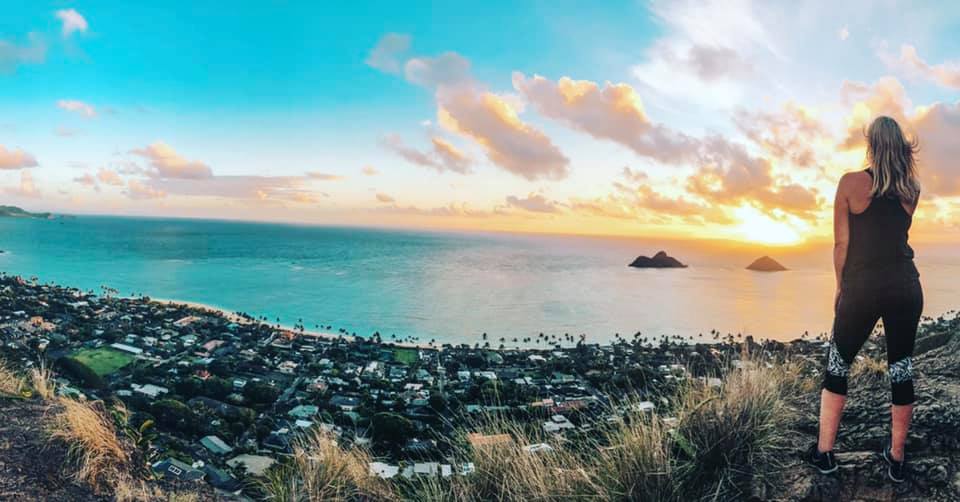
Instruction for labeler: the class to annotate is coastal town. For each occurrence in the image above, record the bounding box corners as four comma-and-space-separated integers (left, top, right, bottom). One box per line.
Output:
0, 272, 784, 497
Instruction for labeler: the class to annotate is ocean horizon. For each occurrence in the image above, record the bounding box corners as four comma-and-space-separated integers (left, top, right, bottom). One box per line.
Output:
3, 214, 957, 347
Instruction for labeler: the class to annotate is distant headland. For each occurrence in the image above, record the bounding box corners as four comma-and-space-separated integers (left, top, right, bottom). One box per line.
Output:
0, 206, 52, 219
628, 250, 687, 268
746, 256, 788, 272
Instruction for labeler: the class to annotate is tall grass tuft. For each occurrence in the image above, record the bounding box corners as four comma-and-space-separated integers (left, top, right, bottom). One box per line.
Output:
0, 359, 26, 397
48, 397, 134, 493
261, 428, 396, 501
29, 359, 56, 400
664, 359, 808, 499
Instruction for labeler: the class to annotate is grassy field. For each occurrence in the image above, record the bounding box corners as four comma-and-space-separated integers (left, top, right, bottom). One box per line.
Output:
71, 348, 135, 376
392, 347, 419, 364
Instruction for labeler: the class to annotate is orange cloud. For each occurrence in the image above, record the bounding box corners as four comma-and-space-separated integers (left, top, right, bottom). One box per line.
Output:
0, 144, 38, 169
131, 142, 213, 179
376, 192, 395, 203
504, 193, 562, 214
381, 133, 473, 174
437, 88, 569, 180
887, 44, 960, 90
512, 74, 699, 164
126, 179, 166, 200
96, 168, 124, 186
361, 165, 379, 176
733, 102, 827, 167
5, 170, 40, 198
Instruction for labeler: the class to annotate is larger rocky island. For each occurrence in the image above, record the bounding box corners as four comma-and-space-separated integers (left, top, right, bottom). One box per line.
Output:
628, 250, 687, 268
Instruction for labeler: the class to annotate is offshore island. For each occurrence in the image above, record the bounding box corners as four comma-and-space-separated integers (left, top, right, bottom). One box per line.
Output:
0, 273, 958, 500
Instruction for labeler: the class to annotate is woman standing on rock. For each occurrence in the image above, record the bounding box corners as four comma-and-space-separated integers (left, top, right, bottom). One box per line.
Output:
807, 116, 923, 483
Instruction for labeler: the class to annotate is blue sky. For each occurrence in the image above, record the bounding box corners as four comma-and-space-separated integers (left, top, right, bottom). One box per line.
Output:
3, 1, 960, 244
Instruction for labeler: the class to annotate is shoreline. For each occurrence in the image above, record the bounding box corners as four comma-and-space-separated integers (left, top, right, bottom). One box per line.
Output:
147, 296, 439, 351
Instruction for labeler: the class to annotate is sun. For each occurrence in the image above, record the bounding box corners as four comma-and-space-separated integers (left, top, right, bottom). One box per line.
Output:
732, 205, 804, 245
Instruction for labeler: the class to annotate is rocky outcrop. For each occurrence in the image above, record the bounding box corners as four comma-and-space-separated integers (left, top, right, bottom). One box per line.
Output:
746, 256, 788, 272
629, 251, 687, 268
781, 329, 960, 501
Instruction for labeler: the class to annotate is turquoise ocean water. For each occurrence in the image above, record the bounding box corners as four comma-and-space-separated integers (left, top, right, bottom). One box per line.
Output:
1, 216, 957, 345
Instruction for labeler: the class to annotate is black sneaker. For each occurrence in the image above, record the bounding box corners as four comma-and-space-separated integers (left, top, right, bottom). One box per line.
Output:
806, 443, 838, 474
882, 444, 906, 483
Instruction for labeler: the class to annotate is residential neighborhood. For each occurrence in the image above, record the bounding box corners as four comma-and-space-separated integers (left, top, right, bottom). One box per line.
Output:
0, 273, 759, 497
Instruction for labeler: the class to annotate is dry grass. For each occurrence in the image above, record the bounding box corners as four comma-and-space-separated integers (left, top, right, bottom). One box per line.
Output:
851, 355, 887, 386
663, 359, 807, 499
0, 359, 26, 396
29, 360, 56, 400
266, 354, 813, 502
594, 410, 674, 500
48, 397, 134, 494
262, 428, 396, 501
428, 418, 603, 501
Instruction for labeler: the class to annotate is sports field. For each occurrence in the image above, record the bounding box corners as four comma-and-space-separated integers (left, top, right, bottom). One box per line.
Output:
71, 348, 135, 376
392, 347, 419, 364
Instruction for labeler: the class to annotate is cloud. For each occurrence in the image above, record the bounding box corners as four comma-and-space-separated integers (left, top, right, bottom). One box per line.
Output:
381, 133, 473, 174
361, 165, 379, 176
130, 142, 213, 179
0, 33, 46, 72
436, 86, 569, 180
126, 179, 166, 200
305, 172, 345, 181
365, 33, 411, 74
372, 202, 490, 218
504, 193, 562, 213
431, 137, 472, 173
73, 173, 100, 191
388, 48, 569, 180
570, 169, 724, 224
96, 168, 124, 186
838, 77, 911, 149
55, 9, 89, 38
57, 99, 96, 118
375, 193, 395, 203
884, 44, 960, 90
5, 171, 40, 198
630, 0, 777, 108
733, 102, 827, 167
838, 26, 850, 41
0, 145, 38, 169
686, 135, 821, 218
513, 74, 699, 164
404, 52, 472, 88
143, 175, 318, 203
911, 101, 960, 196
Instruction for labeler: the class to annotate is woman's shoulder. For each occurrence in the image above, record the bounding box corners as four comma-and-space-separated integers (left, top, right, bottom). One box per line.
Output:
837, 170, 872, 191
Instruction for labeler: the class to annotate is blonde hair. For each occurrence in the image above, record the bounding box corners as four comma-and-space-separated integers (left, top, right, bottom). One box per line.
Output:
865, 116, 920, 202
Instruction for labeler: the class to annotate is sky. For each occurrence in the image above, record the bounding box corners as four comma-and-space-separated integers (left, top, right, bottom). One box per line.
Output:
3, 1, 960, 246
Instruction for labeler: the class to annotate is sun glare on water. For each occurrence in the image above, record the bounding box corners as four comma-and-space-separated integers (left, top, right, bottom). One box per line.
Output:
732, 206, 804, 245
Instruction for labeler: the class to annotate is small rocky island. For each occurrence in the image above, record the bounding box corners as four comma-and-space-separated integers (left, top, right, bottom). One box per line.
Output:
628, 250, 687, 268
746, 256, 788, 272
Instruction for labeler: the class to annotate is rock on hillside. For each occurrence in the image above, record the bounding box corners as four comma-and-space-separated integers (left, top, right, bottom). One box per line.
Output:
629, 250, 687, 268
746, 256, 788, 272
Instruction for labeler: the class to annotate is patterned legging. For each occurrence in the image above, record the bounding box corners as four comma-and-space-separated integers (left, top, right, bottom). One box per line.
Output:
823, 274, 923, 405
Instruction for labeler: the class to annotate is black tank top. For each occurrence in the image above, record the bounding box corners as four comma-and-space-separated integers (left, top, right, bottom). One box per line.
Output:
842, 169, 917, 282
